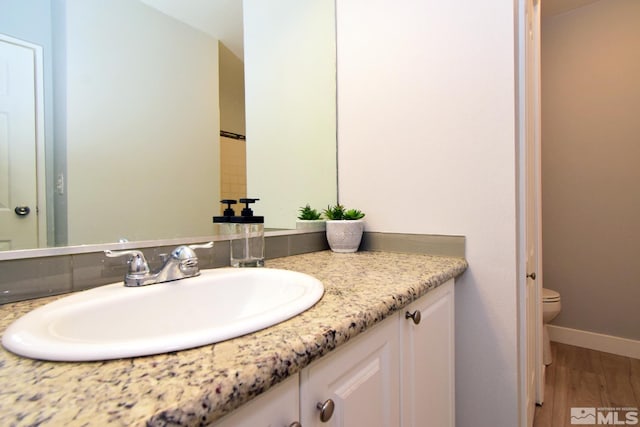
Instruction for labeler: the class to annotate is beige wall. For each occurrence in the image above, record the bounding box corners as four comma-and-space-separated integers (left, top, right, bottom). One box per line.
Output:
218, 43, 245, 136
541, 0, 640, 340
218, 43, 246, 211
244, 0, 337, 229
63, 0, 220, 244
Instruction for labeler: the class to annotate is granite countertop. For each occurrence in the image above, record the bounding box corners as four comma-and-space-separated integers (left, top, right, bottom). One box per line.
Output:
0, 250, 467, 427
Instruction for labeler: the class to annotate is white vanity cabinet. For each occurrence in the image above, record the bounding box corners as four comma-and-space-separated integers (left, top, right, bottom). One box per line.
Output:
211, 374, 300, 427
300, 315, 400, 427
211, 279, 455, 427
400, 279, 455, 427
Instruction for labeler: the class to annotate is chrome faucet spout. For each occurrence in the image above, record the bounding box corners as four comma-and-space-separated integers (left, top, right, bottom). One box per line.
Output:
105, 242, 213, 287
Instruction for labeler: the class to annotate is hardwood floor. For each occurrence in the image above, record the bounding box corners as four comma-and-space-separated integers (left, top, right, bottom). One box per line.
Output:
533, 342, 640, 427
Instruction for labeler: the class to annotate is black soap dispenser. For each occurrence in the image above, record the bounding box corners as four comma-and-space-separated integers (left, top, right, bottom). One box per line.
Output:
213, 198, 264, 267
213, 199, 238, 223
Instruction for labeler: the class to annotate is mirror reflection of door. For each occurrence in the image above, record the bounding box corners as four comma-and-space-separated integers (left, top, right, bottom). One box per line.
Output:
0, 35, 41, 250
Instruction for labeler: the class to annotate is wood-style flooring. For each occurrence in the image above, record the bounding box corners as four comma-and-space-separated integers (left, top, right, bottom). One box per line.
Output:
533, 342, 640, 427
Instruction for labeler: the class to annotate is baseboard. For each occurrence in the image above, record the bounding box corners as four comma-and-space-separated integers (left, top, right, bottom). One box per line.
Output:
548, 325, 640, 359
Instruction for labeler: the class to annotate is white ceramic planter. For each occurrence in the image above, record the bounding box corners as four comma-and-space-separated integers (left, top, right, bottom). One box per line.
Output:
296, 220, 326, 231
326, 220, 364, 253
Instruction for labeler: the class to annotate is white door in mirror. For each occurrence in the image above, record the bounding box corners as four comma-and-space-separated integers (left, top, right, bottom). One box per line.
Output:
0, 36, 40, 250
2, 268, 324, 361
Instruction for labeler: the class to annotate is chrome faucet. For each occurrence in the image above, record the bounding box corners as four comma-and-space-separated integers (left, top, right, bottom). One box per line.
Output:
105, 242, 213, 287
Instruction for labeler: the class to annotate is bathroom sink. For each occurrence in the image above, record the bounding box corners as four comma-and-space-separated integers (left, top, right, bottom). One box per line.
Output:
2, 268, 324, 361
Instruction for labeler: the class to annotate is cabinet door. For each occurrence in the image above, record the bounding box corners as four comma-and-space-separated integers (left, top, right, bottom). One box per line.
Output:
211, 373, 299, 427
401, 279, 455, 427
300, 317, 399, 427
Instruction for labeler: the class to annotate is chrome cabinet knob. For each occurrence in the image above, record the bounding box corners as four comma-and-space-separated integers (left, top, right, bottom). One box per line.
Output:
288, 422, 302, 427
316, 399, 335, 422
527, 272, 536, 280
405, 310, 421, 325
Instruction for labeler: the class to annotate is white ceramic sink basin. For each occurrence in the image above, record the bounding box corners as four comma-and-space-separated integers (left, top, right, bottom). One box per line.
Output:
2, 268, 324, 361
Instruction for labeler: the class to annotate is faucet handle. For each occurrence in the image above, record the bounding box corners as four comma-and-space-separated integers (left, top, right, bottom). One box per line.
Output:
188, 241, 214, 250
104, 250, 150, 275
168, 242, 213, 276
170, 242, 213, 260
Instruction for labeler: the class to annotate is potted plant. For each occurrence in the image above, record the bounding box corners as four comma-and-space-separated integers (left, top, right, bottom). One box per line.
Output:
323, 204, 366, 253
296, 204, 326, 231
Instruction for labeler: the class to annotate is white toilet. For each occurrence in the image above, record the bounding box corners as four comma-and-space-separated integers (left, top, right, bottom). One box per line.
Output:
542, 288, 561, 365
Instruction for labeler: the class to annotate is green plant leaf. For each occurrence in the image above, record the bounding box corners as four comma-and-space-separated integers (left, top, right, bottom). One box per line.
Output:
298, 204, 322, 220
322, 204, 346, 220
343, 209, 365, 220
322, 205, 365, 220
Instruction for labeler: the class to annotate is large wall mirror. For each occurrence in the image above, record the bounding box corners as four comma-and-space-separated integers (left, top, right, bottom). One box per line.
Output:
0, 0, 337, 255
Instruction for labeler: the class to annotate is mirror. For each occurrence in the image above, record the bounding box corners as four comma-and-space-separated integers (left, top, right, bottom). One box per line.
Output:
0, 0, 337, 254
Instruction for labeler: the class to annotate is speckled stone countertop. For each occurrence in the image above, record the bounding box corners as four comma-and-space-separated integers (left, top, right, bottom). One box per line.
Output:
0, 250, 467, 427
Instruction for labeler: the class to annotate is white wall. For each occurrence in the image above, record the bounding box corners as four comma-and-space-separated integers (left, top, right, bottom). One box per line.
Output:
244, 0, 337, 229
63, 0, 220, 244
336, 1, 519, 426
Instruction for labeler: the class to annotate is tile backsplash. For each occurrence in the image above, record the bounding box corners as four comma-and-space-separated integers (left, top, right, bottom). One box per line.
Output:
0, 232, 464, 305
0, 232, 329, 305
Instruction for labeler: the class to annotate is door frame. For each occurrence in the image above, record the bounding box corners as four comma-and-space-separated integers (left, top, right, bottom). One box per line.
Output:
0, 33, 47, 248
532, 0, 544, 406
516, 0, 543, 425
